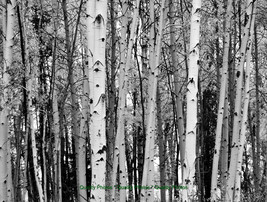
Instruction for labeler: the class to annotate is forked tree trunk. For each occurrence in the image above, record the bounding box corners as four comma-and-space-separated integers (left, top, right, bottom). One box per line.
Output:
226, 0, 255, 200
182, 0, 201, 201
141, 0, 166, 201
111, 1, 127, 201
26, 37, 44, 202
61, 1, 81, 200
21, 9, 44, 199
210, 0, 233, 200
111, 1, 140, 201
234, 11, 255, 201
169, 0, 185, 184
86, 0, 108, 201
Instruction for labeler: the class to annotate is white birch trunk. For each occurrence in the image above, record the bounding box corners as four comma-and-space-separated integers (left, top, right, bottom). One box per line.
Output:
52, 83, 62, 202
226, 0, 254, 200
78, 47, 89, 202
29, 105, 44, 202
220, 92, 229, 201
141, 0, 166, 201
23, 14, 45, 199
0, 1, 15, 201
169, 0, 185, 182
210, 0, 233, 200
51, 2, 62, 201
0, 108, 8, 202
140, 0, 155, 200
111, 1, 140, 201
87, 0, 108, 200
182, 0, 201, 201
116, 2, 128, 201
61, 1, 81, 197
42, 114, 47, 202
110, 0, 127, 199
7, 124, 13, 202
234, 10, 255, 201
6, 2, 15, 200
27, 60, 44, 202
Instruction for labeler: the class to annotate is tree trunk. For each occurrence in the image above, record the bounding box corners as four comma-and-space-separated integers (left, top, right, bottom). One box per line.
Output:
111, 1, 127, 201
182, 0, 201, 201
61, 1, 81, 200
157, 87, 166, 202
78, 47, 90, 202
210, 0, 233, 200
141, 0, 166, 201
106, 0, 117, 200
234, 11, 255, 201
0, 1, 15, 201
27, 43, 44, 202
220, 92, 229, 201
226, 0, 255, 200
52, 46, 62, 202
87, 0, 108, 201
254, 21, 261, 196
111, 1, 140, 201
169, 0, 185, 184
42, 115, 48, 202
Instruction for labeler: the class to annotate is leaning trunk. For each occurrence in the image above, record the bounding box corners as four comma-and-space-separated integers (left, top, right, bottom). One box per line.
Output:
234, 11, 255, 201
210, 0, 233, 200
226, 0, 255, 200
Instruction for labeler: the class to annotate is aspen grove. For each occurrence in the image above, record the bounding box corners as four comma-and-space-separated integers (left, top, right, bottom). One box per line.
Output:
1, 0, 267, 201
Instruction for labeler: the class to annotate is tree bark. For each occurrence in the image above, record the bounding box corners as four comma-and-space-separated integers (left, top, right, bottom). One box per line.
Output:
61, 1, 81, 200
254, 20, 261, 196
169, 0, 185, 184
234, 11, 255, 201
141, 0, 166, 201
51, 1, 62, 201
78, 46, 89, 202
0, 1, 15, 201
111, 1, 140, 201
157, 87, 166, 202
106, 0, 117, 200
210, 0, 233, 200
87, 0, 108, 201
26, 37, 45, 202
226, 0, 255, 200
182, 0, 201, 201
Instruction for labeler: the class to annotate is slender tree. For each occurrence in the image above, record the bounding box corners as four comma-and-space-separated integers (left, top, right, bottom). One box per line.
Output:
226, 0, 255, 200
210, 0, 233, 200
0, 0, 15, 201
234, 10, 255, 201
182, 0, 201, 200
169, 0, 185, 184
141, 0, 166, 200
51, 1, 62, 201
254, 15, 261, 197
